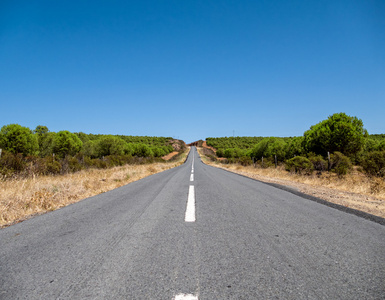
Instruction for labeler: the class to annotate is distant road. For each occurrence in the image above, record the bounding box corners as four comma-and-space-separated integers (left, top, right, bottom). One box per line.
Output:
1, 147, 384, 299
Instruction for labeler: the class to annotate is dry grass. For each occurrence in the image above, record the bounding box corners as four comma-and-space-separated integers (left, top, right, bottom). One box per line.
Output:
198, 148, 385, 218
0, 149, 190, 228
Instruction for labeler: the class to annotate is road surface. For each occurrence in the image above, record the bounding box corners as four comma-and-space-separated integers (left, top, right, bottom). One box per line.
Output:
1, 147, 384, 299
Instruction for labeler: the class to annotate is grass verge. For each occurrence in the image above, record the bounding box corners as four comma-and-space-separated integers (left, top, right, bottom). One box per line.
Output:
0, 148, 190, 228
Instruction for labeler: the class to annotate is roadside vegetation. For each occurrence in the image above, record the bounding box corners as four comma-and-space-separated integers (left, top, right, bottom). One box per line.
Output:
0, 124, 186, 178
206, 113, 385, 178
0, 124, 188, 227
201, 113, 385, 218
0, 145, 190, 228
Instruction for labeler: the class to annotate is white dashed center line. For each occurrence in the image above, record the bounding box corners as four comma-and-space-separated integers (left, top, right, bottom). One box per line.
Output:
190, 174, 194, 181
185, 185, 196, 222
174, 293, 198, 300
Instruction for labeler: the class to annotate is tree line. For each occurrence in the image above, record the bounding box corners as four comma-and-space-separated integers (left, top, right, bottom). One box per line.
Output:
206, 113, 385, 177
0, 124, 186, 176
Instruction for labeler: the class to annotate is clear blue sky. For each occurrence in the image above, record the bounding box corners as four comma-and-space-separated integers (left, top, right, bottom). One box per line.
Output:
1, 0, 384, 143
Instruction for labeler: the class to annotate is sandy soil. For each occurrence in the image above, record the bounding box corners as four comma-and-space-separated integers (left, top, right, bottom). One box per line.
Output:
162, 151, 179, 161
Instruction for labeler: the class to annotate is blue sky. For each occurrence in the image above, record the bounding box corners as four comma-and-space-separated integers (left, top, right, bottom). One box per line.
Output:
1, 0, 384, 143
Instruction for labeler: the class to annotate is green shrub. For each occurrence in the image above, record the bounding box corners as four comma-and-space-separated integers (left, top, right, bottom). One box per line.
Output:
68, 157, 83, 172
216, 148, 224, 157
377, 141, 385, 151
285, 156, 314, 174
330, 152, 352, 176
308, 153, 327, 171
46, 160, 62, 174
258, 158, 274, 169
151, 146, 166, 157
133, 143, 153, 157
361, 151, 385, 177
0, 151, 26, 172
224, 148, 235, 158
238, 156, 253, 166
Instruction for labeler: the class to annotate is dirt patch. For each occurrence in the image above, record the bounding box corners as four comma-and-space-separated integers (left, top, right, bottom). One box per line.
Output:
162, 151, 179, 161
202, 141, 217, 153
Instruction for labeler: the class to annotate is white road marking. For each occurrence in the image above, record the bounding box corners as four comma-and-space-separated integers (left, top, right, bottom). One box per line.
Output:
185, 185, 196, 222
192, 151, 194, 170
190, 174, 194, 181
174, 294, 198, 300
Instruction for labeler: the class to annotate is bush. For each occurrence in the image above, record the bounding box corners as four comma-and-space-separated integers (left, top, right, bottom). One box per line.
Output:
151, 146, 166, 157
133, 143, 153, 157
308, 153, 328, 172
68, 157, 83, 172
224, 148, 235, 158
377, 141, 385, 151
238, 156, 253, 166
0, 151, 26, 173
330, 152, 352, 176
46, 160, 62, 174
216, 148, 224, 157
285, 156, 314, 174
361, 151, 385, 177
258, 158, 274, 169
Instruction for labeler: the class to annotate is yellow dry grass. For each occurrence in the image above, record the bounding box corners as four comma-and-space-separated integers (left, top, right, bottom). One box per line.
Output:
198, 148, 385, 218
0, 149, 190, 228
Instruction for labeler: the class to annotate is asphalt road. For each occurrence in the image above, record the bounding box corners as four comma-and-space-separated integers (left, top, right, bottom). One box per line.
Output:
1, 147, 384, 299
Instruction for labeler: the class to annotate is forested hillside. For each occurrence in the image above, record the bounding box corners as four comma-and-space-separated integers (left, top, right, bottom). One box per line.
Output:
0, 124, 186, 176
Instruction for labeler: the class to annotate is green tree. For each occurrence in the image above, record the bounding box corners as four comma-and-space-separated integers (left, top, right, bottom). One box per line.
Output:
224, 148, 235, 158
250, 137, 287, 161
377, 140, 385, 151
133, 143, 153, 157
83, 140, 98, 158
53, 131, 83, 158
34, 125, 55, 157
34, 125, 49, 135
284, 137, 305, 159
39, 132, 56, 157
96, 136, 127, 157
303, 113, 368, 156
0, 124, 39, 155
75, 132, 91, 143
